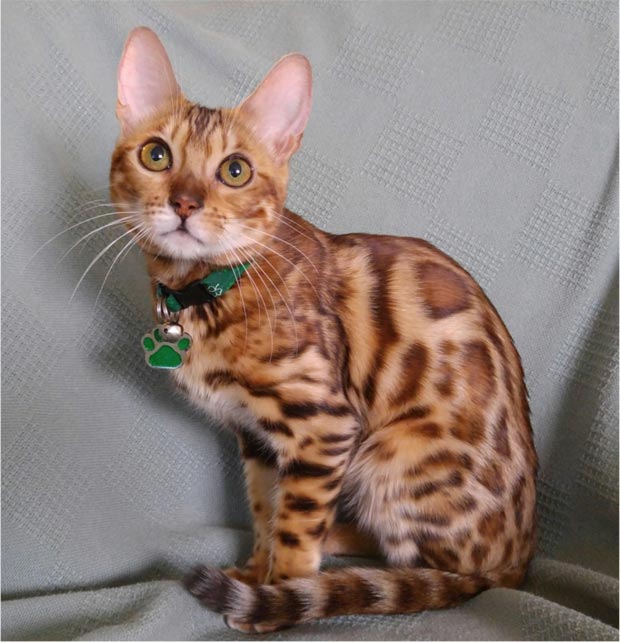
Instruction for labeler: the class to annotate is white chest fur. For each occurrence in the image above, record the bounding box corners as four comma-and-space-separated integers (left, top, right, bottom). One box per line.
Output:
170, 350, 255, 431
164, 304, 265, 432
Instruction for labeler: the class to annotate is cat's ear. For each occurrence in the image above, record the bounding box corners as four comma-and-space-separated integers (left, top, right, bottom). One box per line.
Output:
116, 27, 181, 134
239, 54, 312, 162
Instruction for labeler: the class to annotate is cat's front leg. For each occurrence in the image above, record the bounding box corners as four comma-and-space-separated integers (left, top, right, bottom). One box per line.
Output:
226, 429, 277, 585
267, 408, 358, 583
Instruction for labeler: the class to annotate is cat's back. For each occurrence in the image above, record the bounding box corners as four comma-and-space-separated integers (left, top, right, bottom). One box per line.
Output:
330, 230, 488, 321
328, 230, 508, 355
327, 229, 536, 465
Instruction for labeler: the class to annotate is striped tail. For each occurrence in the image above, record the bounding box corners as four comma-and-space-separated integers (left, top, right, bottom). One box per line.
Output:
185, 565, 523, 630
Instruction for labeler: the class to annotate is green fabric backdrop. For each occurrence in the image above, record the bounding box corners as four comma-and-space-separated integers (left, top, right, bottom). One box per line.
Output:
2, 1, 618, 639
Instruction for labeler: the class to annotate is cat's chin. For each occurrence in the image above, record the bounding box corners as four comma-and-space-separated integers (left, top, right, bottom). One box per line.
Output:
154, 230, 214, 261
152, 230, 241, 263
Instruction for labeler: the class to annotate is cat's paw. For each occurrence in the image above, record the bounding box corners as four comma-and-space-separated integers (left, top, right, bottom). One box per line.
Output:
224, 615, 287, 633
222, 565, 259, 585
222, 558, 268, 586
142, 326, 191, 369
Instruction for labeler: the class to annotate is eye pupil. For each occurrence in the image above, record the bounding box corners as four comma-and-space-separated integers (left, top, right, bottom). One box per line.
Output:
150, 146, 165, 162
228, 161, 242, 178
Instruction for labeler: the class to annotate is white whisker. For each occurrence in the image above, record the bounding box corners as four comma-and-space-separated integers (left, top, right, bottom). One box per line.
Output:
58, 215, 139, 264
236, 223, 319, 274
234, 230, 321, 300
223, 248, 249, 354
93, 224, 149, 307
231, 244, 275, 360
238, 244, 299, 355
25, 211, 123, 269
229, 243, 262, 327
275, 212, 317, 244
70, 225, 140, 302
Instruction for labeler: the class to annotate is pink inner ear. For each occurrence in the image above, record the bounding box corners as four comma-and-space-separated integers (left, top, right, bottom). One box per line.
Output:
240, 54, 312, 159
117, 27, 181, 133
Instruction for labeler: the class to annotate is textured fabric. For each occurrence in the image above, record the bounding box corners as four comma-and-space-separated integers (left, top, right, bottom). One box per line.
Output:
2, 1, 618, 639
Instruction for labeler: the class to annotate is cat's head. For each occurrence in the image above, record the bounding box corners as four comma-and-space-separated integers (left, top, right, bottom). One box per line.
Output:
110, 27, 312, 265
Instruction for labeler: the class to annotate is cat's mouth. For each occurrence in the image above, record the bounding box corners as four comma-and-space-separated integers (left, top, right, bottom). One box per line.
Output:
163, 227, 204, 245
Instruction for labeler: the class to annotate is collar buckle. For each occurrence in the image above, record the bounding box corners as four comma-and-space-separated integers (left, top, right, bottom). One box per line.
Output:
159, 280, 215, 310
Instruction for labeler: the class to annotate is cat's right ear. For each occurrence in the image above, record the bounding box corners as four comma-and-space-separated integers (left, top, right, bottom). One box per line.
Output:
116, 27, 181, 135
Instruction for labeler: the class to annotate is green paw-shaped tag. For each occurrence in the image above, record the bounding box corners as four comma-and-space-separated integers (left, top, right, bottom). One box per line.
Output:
142, 325, 192, 370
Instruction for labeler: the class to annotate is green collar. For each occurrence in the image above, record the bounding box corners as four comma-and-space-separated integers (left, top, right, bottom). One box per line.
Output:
156, 262, 250, 312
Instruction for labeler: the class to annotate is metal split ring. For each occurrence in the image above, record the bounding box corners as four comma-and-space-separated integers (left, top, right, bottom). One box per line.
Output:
156, 296, 180, 324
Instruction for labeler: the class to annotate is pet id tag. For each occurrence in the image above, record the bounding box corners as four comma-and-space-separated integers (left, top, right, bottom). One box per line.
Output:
142, 297, 192, 370
142, 323, 192, 370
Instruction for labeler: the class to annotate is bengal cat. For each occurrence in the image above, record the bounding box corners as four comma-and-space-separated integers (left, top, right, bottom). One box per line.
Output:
110, 28, 537, 632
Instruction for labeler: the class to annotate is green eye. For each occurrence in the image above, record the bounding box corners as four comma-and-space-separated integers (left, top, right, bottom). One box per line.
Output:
218, 156, 252, 187
139, 140, 172, 171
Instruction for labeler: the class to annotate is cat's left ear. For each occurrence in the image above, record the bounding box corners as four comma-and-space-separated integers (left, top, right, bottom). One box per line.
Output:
239, 54, 312, 162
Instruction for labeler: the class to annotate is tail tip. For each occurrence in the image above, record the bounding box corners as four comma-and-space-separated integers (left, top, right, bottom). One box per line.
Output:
183, 565, 233, 612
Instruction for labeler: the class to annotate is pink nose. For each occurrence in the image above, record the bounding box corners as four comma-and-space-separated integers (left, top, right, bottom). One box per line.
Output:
169, 193, 203, 219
